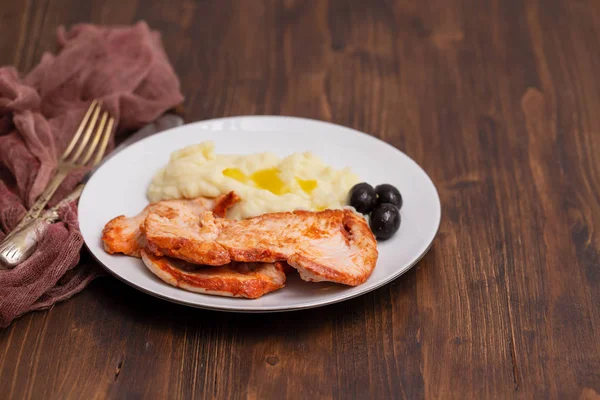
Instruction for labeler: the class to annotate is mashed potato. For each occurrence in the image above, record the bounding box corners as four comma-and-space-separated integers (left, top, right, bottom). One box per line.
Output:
147, 141, 360, 219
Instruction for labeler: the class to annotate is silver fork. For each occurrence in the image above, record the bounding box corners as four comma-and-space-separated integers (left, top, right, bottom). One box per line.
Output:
0, 100, 114, 268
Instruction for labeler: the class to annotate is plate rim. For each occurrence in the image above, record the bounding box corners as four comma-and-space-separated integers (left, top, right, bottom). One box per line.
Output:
80, 115, 441, 312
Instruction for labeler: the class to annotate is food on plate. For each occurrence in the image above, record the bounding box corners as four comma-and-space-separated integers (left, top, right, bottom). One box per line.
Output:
375, 184, 403, 209
102, 192, 286, 299
144, 208, 378, 286
102, 192, 239, 257
102, 139, 393, 298
348, 182, 377, 214
369, 203, 401, 240
146, 141, 360, 219
141, 250, 286, 299
142, 198, 232, 266
347, 182, 403, 240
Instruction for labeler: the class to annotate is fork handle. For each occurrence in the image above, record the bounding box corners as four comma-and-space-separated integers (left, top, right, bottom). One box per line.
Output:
0, 215, 57, 268
9, 170, 69, 238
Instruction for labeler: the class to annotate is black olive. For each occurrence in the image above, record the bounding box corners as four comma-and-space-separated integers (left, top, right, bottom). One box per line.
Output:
369, 203, 401, 240
348, 183, 377, 214
375, 184, 403, 209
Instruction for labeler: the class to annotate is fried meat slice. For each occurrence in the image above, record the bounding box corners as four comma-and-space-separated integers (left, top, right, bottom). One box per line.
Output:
144, 209, 378, 286
102, 192, 239, 258
142, 200, 232, 265
141, 249, 286, 299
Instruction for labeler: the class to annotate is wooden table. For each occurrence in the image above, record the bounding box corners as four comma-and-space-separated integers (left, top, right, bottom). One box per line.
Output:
1, 1, 599, 398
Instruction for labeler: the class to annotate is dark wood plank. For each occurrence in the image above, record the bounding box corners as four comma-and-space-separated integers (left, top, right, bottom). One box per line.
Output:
0, 0, 50, 69
1, 0, 599, 398
507, 0, 600, 395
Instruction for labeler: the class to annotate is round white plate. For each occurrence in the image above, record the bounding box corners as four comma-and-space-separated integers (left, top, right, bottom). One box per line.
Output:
79, 116, 441, 312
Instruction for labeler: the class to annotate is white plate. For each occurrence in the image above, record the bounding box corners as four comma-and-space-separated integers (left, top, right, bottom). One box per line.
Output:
79, 116, 441, 312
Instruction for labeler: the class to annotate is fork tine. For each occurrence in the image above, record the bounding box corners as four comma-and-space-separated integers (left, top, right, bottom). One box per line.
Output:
92, 116, 114, 166
61, 100, 98, 161
80, 111, 108, 165
68, 102, 102, 164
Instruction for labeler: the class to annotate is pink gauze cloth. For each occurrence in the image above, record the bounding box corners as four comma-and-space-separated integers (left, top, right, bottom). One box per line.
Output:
0, 22, 184, 328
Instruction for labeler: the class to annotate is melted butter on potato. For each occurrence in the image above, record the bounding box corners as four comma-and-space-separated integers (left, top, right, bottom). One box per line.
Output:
147, 141, 360, 219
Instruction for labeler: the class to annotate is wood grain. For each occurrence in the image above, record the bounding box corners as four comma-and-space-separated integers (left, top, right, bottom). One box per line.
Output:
1, 0, 599, 398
